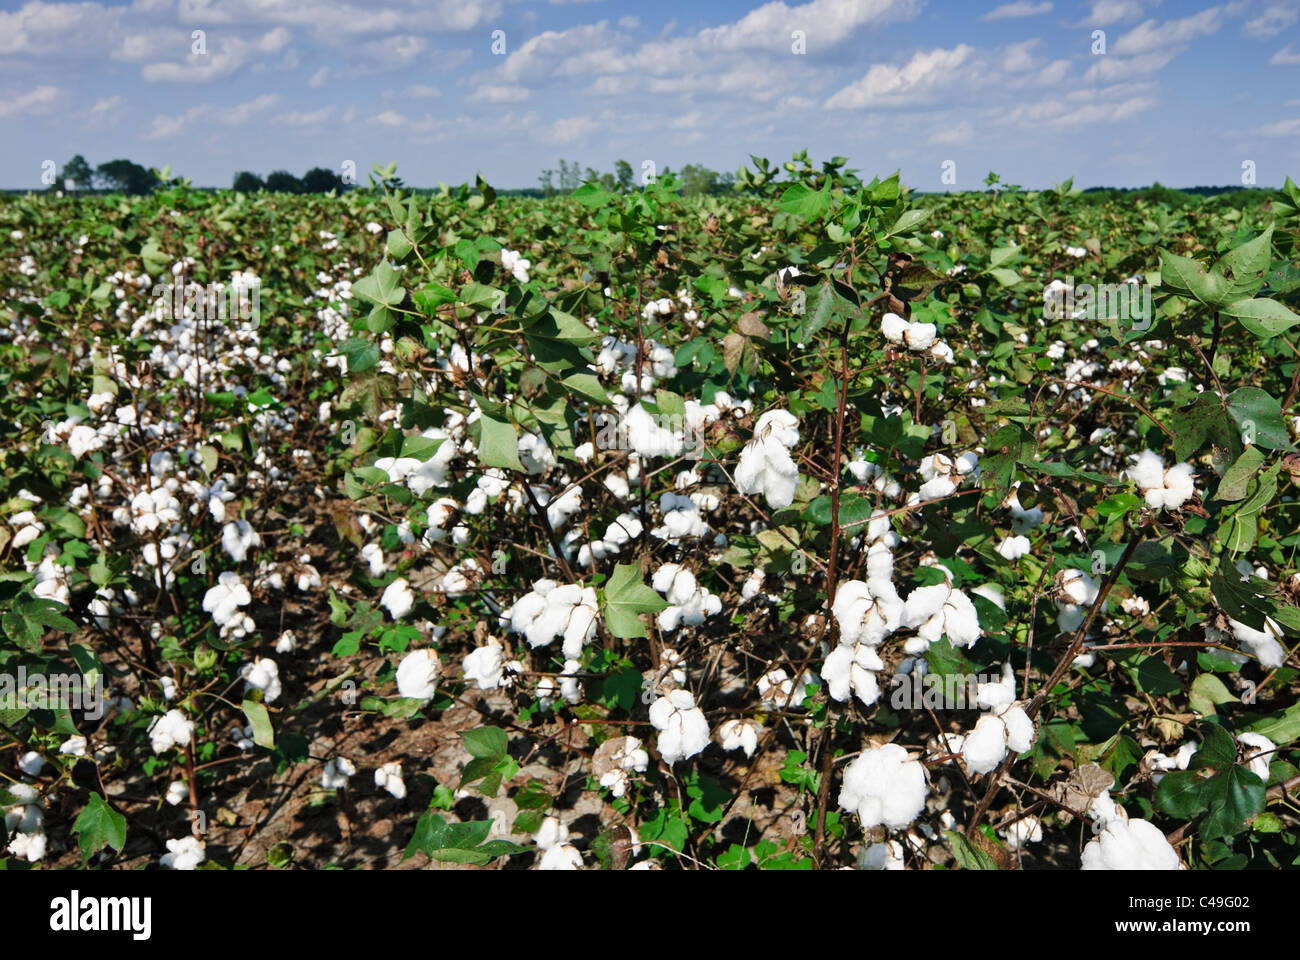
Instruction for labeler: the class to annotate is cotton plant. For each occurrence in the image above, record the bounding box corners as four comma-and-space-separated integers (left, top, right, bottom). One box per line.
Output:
1054, 568, 1100, 634
396, 648, 442, 702
881, 312, 955, 364
592, 736, 650, 798
650, 563, 722, 632
503, 579, 600, 659
374, 761, 407, 800
461, 637, 524, 691
901, 566, 982, 654
533, 816, 582, 870
947, 664, 1036, 776
716, 719, 761, 757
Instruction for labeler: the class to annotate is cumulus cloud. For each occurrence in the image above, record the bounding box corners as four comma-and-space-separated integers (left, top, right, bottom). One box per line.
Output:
0, 84, 58, 118
981, 1, 1053, 21
1243, 3, 1298, 37
144, 93, 280, 139
142, 27, 291, 82
1271, 43, 1300, 64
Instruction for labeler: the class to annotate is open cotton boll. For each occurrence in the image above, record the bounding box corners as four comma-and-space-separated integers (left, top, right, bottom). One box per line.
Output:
963, 714, 1012, 775
902, 578, 981, 651
999, 815, 1043, 851
538, 844, 583, 870
838, 743, 928, 830
902, 322, 937, 351
1058, 568, 1099, 606
165, 780, 188, 806
858, 839, 906, 870
462, 638, 510, 690
881, 312, 910, 344
241, 657, 281, 703
380, 577, 416, 619
147, 709, 194, 754
822, 641, 885, 707
833, 578, 905, 646
396, 648, 441, 701
1229, 616, 1286, 668
160, 836, 206, 870
1081, 819, 1181, 870
996, 535, 1031, 560
593, 736, 650, 797
276, 630, 296, 653
202, 571, 251, 627
1236, 732, 1275, 781
360, 542, 387, 576
375, 761, 407, 799
649, 689, 711, 765
734, 409, 801, 509
18, 751, 45, 776
1127, 449, 1196, 510
321, 757, 356, 790
220, 519, 260, 562
717, 719, 761, 757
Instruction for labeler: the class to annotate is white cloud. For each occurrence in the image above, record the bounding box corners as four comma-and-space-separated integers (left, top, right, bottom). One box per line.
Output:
308, 66, 331, 87
1084, 47, 1178, 81
142, 27, 291, 82
371, 110, 408, 126
1082, 0, 1155, 26
1113, 8, 1228, 56
90, 95, 124, 115
274, 106, 335, 126
824, 45, 974, 109
468, 83, 531, 102
1271, 43, 1300, 63
1244, 3, 1298, 37
144, 93, 280, 138
1257, 116, 1300, 135
929, 119, 974, 143
404, 84, 441, 98
981, 2, 1052, 21
0, 84, 58, 118
542, 114, 599, 143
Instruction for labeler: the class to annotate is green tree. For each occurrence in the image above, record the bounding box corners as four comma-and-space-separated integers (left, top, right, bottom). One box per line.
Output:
301, 167, 344, 193
614, 159, 633, 193
538, 168, 556, 198
264, 170, 302, 194
94, 159, 158, 195
232, 171, 264, 192
61, 154, 94, 191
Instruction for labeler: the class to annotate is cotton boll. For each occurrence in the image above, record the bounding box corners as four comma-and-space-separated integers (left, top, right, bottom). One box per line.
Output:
202, 571, 251, 627
18, 751, 44, 776
902, 322, 937, 351
375, 761, 407, 799
649, 689, 711, 765
833, 579, 904, 646
462, 638, 509, 690
396, 648, 441, 701
1081, 818, 1181, 870
838, 743, 928, 830
276, 630, 297, 653
165, 781, 188, 806
160, 836, 206, 870
147, 709, 194, 754
1001, 706, 1035, 754
360, 542, 387, 576
538, 845, 583, 870
1229, 617, 1285, 668
321, 757, 356, 790
999, 815, 1043, 851
717, 719, 760, 757
59, 735, 87, 757
858, 839, 906, 870
241, 657, 282, 703
881, 312, 909, 344
962, 714, 1010, 775
381, 577, 416, 619
1236, 732, 1275, 781
996, 535, 1031, 560
220, 519, 260, 562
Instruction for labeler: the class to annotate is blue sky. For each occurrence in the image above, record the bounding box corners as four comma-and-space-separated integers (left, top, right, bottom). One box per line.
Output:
1, 0, 1298, 189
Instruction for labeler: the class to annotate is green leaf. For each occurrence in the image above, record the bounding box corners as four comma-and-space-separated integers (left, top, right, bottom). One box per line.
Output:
1214, 225, 1272, 300
1221, 297, 1300, 339
241, 699, 275, 749
1136, 657, 1182, 696
946, 830, 1000, 870
476, 410, 524, 473
1154, 770, 1208, 820
1226, 387, 1294, 451
602, 562, 669, 639
561, 372, 610, 404
881, 207, 932, 240
1190, 674, 1235, 717
352, 260, 406, 307
463, 726, 508, 760
1215, 445, 1265, 501
1198, 767, 1266, 841
778, 182, 832, 221
1159, 249, 1229, 305
73, 794, 127, 864
1171, 392, 1236, 462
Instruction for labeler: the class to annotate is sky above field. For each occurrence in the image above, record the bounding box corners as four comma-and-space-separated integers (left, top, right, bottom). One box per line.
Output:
1, 0, 1298, 190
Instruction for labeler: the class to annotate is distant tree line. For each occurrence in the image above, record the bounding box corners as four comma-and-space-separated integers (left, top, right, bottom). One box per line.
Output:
537, 159, 737, 198
231, 168, 350, 194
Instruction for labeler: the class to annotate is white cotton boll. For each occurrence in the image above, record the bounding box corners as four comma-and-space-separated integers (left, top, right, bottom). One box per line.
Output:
1081, 819, 1181, 870
717, 719, 760, 757
1127, 450, 1196, 511
538, 845, 583, 870
321, 757, 356, 790
996, 535, 1031, 560
462, 638, 508, 690
147, 709, 194, 754
975, 667, 1016, 714
971, 583, 1006, 611
649, 689, 711, 765
276, 630, 296, 653
962, 715, 1009, 775
360, 542, 387, 576
881, 312, 909, 344
1059, 569, 1099, 606
375, 761, 407, 799
604, 472, 630, 499
1001, 706, 1035, 754
821, 642, 884, 707
396, 648, 441, 701
160, 836, 206, 870
833, 579, 904, 646
902, 322, 937, 351
652, 563, 697, 606
1230, 617, 1285, 668
533, 816, 569, 851
67, 424, 104, 459
59, 735, 87, 757
202, 571, 250, 626
1236, 732, 1275, 781
165, 780, 188, 806
858, 839, 906, 870
219, 519, 260, 562
1058, 603, 1085, 633
838, 743, 928, 830
241, 657, 281, 703
1000, 815, 1043, 851
381, 577, 416, 619
930, 340, 955, 364
18, 751, 44, 776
